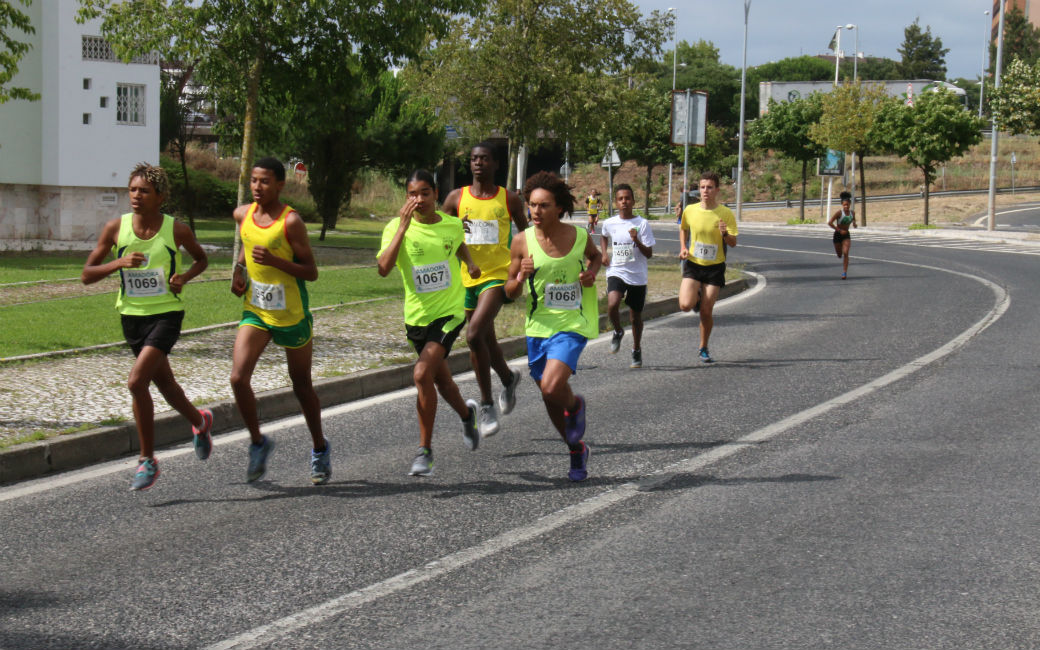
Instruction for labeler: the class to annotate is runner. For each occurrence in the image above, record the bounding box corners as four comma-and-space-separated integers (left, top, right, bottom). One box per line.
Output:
585, 189, 603, 233
378, 169, 482, 476
829, 190, 857, 279
600, 183, 655, 368
442, 142, 527, 439
229, 157, 329, 485
675, 171, 738, 364
81, 163, 213, 491
504, 171, 602, 482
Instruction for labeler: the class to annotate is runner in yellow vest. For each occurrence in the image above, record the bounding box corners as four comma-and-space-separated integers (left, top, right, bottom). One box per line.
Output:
675, 171, 738, 364
504, 171, 602, 482
378, 169, 482, 476
442, 142, 527, 439
81, 163, 212, 491
230, 157, 329, 485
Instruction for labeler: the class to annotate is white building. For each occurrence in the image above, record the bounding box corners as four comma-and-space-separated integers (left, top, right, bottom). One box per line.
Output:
0, 1, 159, 244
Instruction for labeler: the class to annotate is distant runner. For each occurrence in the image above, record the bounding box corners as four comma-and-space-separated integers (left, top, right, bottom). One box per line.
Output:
585, 189, 603, 233
379, 169, 481, 477
442, 142, 527, 440
829, 191, 857, 280
675, 171, 737, 364
81, 163, 213, 491
505, 171, 602, 482
600, 183, 655, 368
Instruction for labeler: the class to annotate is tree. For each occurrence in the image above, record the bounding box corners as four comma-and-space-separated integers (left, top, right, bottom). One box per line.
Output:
989, 58, 1040, 135
412, 0, 670, 189
808, 81, 890, 226
991, 7, 1040, 75
77, 0, 474, 204
897, 18, 949, 81
0, 0, 38, 103
747, 94, 825, 220
610, 79, 676, 215
671, 39, 743, 133
875, 90, 983, 224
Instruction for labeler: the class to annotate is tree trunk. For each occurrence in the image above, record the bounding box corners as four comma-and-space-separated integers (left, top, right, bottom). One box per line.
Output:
800, 159, 807, 221
858, 151, 867, 227
506, 137, 518, 192
233, 54, 263, 268
643, 162, 655, 216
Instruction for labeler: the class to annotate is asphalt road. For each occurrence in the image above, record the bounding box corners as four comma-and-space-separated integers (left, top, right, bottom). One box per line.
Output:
970, 201, 1040, 230
3, 224, 1040, 649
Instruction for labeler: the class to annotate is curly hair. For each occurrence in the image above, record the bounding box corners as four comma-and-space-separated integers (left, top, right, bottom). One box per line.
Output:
523, 171, 576, 216
128, 162, 170, 196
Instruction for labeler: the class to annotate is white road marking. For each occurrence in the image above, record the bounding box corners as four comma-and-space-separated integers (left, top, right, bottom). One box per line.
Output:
207, 256, 1008, 650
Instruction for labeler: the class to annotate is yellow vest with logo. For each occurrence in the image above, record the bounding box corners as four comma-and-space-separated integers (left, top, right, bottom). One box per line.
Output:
240, 203, 310, 327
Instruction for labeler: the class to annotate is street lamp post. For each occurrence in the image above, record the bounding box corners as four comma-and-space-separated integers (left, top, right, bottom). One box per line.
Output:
987, 2, 1006, 231
667, 7, 676, 214
979, 10, 990, 119
846, 23, 858, 208
735, 0, 751, 222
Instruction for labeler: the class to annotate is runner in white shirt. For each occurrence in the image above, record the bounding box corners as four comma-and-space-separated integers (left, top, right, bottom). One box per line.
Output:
599, 184, 655, 368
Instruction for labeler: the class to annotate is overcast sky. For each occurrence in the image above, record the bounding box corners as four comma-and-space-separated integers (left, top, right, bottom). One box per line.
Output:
634, 0, 994, 82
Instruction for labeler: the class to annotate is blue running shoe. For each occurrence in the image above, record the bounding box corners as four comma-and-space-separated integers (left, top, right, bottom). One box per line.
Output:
310, 439, 331, 485
130, 458, 159, 491
192, 409, 213, 461
247, 435, 275, 483
563, 395, 586, 445
699, 347, 713, 363
568, 442, 590, 482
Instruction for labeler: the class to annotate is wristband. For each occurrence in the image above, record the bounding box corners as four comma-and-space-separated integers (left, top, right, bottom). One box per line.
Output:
235, 263, 247, 274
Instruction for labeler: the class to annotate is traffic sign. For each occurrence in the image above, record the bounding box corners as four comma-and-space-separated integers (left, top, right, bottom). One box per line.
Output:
294, 162, 307, 180
601, 142, 621, 168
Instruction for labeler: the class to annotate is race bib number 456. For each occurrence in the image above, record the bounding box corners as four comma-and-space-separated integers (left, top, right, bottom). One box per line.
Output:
412, 260, 451, 294
123, 268, 167, 298
612, 241, 634, 264
544, 282, 582, 310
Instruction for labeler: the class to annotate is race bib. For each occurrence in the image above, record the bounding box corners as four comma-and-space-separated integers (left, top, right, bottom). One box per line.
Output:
123, 268, 167, 298
612, 241, 634, 265
465, 220, 499, 246
251, 279, 287, 311
412, 260, 451, 294
544, 282, 582, 310
693, 241, 718, 262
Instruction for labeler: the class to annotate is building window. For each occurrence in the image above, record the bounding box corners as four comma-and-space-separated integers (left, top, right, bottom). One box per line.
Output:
82, 36, 159, 64
83, 113, 91, 125
99, 96, 108, 108
83, 78, 91, 90
116, 84, 146, 126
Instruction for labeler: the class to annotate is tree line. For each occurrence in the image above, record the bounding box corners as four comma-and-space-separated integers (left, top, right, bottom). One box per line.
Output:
1, 1, 1038, 227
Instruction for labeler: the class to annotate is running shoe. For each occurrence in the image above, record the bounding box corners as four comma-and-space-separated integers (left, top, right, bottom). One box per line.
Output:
699, 347, 713, 363
498, 370, 522, 415
568, 442, 590, 482
310, 439, 331, 485
409, 448, 433, 476
841, 272, 847, 280
563, 395, 586, 445
130, 457, 159, 491
247, 435, 275, 483
610, 329, 624, 354
630, 348, 642, 369
478, 402, 500, 438
462, 399, 479, 451
192, 408, 214, 461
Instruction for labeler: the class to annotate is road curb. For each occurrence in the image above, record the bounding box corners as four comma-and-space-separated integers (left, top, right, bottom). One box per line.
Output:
0, 279, 747, 485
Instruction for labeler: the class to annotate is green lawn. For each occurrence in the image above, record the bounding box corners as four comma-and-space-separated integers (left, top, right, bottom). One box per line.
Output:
0, 263, 398, 358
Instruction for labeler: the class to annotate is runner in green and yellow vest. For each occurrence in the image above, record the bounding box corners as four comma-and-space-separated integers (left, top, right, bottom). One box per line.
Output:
442, 142, 527, 439
379, 169, 483, 477
828, 190, 857, 279
505, 171, 602, 482
81, 163, 212, 491
230, 157, 329, 485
